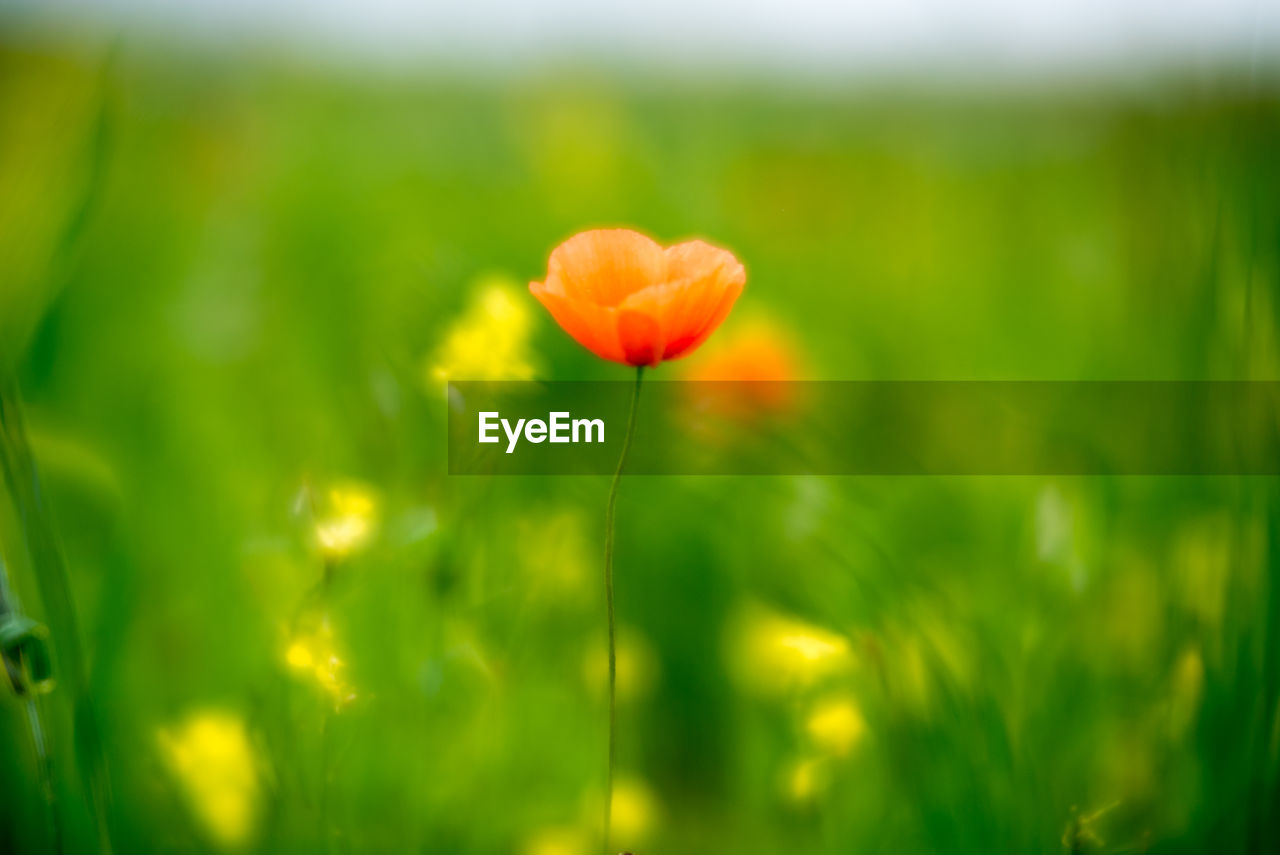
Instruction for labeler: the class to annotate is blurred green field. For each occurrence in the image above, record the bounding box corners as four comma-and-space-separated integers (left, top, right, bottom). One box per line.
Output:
2, 39, 1280, 854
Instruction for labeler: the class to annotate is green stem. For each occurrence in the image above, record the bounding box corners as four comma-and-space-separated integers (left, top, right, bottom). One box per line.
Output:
0, 371, 114, 853
26, 697, 61, 854
603, 366, 643, 854
1, 551, 61, 852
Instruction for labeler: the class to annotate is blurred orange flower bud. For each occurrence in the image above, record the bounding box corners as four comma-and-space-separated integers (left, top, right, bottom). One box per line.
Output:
685, 317, 798, 384
683, 316, 801, 414
530, 229, 745, 367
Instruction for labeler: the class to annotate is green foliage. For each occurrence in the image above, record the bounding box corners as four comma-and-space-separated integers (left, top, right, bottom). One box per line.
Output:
1, 40, 1279, 854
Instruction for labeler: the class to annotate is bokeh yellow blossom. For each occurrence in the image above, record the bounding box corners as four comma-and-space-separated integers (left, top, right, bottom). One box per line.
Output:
312, 481, 379, 559
609, 776, 660, 849
521, 826, 589, 855
583, 626, 659, 704
783, 756, 830, 805
157, 710, 260, 849
727, 603, 853, 696
805, 694, 867, 757
284, 617, 357, 710
428, 276, 536, 383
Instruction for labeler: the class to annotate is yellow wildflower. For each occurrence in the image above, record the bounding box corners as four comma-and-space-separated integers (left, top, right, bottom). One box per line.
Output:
583, 626, 659, 704
157, 710, 260, 849
727, 603, 853, 696
783, 756, 829, 805
609, 776, 659, 848
805, 694, 866, 757
521, 826, 589, 855
284, 617, 356, 710
312, 481, 379, 559
428, 276, 536, 383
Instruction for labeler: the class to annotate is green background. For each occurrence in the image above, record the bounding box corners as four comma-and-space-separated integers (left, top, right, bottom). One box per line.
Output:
2, 37, 1279, 854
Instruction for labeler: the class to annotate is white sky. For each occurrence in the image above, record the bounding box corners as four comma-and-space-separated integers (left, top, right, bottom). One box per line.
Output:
5, 0, 1277, 74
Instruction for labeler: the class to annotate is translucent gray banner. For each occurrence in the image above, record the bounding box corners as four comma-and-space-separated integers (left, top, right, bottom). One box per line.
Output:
446, 381, 1280, 475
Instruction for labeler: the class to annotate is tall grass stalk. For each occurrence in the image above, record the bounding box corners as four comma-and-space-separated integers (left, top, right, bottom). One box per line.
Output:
0, 372, 115, 853
1, 554, 60, 851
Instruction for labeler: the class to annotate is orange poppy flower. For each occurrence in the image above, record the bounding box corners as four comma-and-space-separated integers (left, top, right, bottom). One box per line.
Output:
529, 229, 745, 367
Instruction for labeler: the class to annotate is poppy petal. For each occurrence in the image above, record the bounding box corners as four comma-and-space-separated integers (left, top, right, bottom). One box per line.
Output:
664, 240, 744, 292
547, 229, 666, 307
530, 280, 626, 363
664, 276, 743, 360
617, 310, 664, 367
659, 241, 746, 354
531, 230, 744, 367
